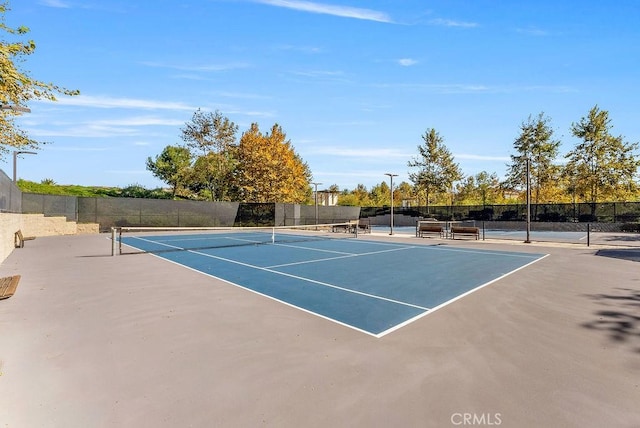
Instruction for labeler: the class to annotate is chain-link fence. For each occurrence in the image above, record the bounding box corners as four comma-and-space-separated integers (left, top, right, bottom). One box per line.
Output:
76, 197, 360, 232
22, 193, 78, 221
361, 202, 640, 224
0, 169, 21, 213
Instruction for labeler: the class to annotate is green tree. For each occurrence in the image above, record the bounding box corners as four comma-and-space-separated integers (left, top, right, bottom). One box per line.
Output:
180, 109, 239, 200
369, 181, 390, 206
407, 128, 463, 210
505, 113, 561, 204
475, 171, 502, 205
338, 184, 372, 206
235, 123, 312, 203
454, 176, 476, 204
186, 150, 240, 201
0, 1, 79, 158
394, 181, 414, 206
146, 145, 192, 197
564, 105, 640, 205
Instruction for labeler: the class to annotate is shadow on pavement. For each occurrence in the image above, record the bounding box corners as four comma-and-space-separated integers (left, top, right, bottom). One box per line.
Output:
583, 288, 640, 353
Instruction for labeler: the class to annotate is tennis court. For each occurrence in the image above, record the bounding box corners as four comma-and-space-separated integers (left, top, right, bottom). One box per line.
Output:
374, 224, 640, 246
119, 227, 547, 337
2, 231, 639, 427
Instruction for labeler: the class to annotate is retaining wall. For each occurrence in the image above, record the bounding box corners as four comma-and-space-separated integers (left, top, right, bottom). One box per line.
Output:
0, 213, 99, 264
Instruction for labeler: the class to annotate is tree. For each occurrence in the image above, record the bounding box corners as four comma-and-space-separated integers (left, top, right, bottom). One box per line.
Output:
564, 105, 640, 206
180, 109, 239, 200
181, 109, 238, 155
505, 113, 561, 204
454, 176, 477, 204
146, 145, 192, 197
475, 171, 502, 205
369, 181, 389, 206
407, 128, 463, 210
0, 1, 79, 158
187, 151, 238, 201
394, 181, 414, 206
338, 184, 372, 206
235, 123, 312, 203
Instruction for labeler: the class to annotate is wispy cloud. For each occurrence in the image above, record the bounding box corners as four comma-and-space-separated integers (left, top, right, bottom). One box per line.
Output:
273, 44, 323, 54
397, 58, 418, 67
46, 146, 109, 152
429, 18, 478, 28
372, 82, 575, 94
309, 146, 413, 159
516, 26, 551, 36
91, 116, 184, 127
455, 153, 510, 162
215, 91, 271, 100
26, 115, 183, 139
42, 95, 197, 111
28, 125, 142, 138
38, 0, 71, 8
291, 69, 345, 78
141, 61, 251, 72
252, 0, 394, 23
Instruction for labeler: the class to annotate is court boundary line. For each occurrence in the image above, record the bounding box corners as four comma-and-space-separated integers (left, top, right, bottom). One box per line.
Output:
132, 249, 384, 338
127, 236, 430, 312
121, 236, 549, 338
376, 253, 550, 337
265, 245, 416, 268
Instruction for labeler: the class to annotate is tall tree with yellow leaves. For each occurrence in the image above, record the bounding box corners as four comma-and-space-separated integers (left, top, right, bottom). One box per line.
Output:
0, 1, 79, 158
234, 123, 311, 203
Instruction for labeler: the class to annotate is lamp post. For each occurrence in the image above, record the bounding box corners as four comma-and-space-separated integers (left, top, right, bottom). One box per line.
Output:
1, 105, 31, 113
524, 157, 531, 243
385, 173, 398, 235
2, 104, 34, 182
312, 182, 322, 225
13, 150, 37, 182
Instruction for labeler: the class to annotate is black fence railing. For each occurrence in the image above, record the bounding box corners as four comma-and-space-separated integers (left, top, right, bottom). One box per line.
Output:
360, 202, 640, 224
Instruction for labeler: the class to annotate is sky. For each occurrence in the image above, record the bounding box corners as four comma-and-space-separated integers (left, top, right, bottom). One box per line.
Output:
3, 0, 640, 191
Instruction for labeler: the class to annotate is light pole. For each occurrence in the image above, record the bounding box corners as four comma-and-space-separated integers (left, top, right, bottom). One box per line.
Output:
13, 150, 37, 182
2, 104, 34, 182
312, 182, 322, 225
1, 105, 31, 113
524, 157, 531, 243
385, 173, 398, 235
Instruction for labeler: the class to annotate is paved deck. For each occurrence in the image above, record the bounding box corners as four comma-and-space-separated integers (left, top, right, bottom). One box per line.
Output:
1, 233, 639, 427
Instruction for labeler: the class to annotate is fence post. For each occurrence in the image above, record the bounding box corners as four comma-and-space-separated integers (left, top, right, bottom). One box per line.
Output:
111, 227, 117, 256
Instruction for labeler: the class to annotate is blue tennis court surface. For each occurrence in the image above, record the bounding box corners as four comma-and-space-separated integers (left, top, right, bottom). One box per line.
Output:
121, 233, 547, 337
373, 225, 590, 243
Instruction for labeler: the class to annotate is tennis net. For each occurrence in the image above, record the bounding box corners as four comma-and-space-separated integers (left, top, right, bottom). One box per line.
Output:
111, 221, 359, 255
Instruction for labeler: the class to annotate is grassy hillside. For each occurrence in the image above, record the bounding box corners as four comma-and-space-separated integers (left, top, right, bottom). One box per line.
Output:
17, 180, 171, 199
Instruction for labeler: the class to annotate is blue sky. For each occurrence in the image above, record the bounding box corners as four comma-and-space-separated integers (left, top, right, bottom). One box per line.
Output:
3, 0, 640, 191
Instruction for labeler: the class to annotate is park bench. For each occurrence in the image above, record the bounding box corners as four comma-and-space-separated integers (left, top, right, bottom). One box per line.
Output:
14, 230, 36, 248
450, 226, 480, 240
0, 275, 21, 300
358, 223, 371, 234
417, 224, 445, 238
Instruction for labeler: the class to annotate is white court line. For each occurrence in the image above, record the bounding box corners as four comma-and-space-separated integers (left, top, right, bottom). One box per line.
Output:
375, 253, 551, 337
125, 235, 549, 338
414, 244, 544, 259
128, 236, 430, 312
266, 245, 416, 268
